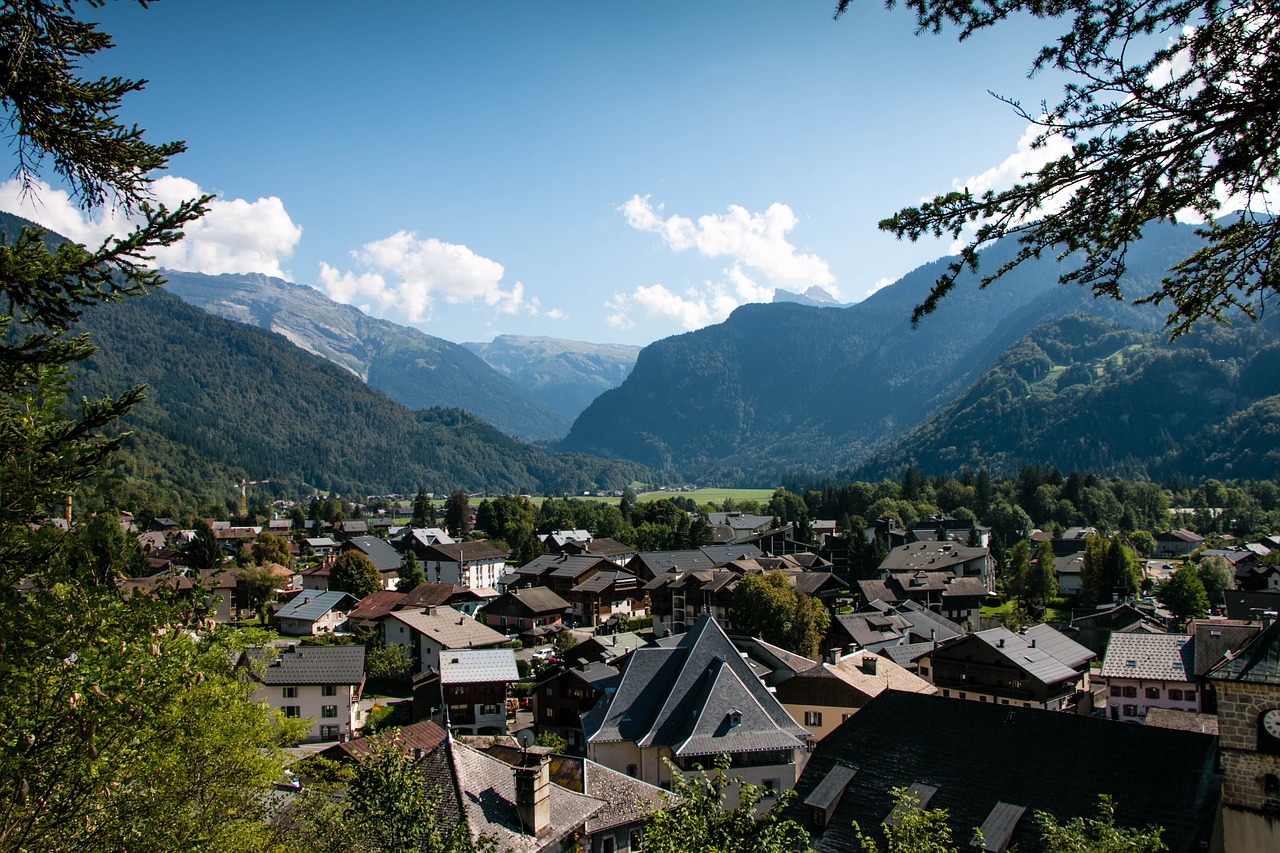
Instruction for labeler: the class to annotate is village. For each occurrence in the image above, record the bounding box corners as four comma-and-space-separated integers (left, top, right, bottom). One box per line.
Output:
112, 500, 1280, 853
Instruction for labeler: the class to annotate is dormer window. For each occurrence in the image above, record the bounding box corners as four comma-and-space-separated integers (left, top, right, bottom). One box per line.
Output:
727, 708, 742, 728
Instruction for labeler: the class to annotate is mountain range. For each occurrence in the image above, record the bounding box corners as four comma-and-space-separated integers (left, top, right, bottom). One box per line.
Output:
462, 335, 640, 420
560, 221, 1280, 483
160, 270, 573, 442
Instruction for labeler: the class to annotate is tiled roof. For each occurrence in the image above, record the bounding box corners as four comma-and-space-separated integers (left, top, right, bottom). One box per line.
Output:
880, 641, 935, 670
399, 582, 459, 608
581, 759, 668, 833
275, 590, 356, 623
1100, 633, 1195, 682
245, 644, 365, 685
346, 590, 406, 622
450, 742, 604, 853
783, 692, 1220, 853
440, 649, 520, 684
388, 606, 508, 650
491, 587, 570, 615
321, 719, 447, 763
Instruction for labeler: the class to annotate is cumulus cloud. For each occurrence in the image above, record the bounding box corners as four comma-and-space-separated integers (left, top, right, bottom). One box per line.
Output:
621, 195, 836, 291
0, 176, 303, 278
318, 232, 554, 324
612, 195, 837, 332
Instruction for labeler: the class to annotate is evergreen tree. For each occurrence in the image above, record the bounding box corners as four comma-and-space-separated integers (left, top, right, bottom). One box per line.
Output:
411, 487, 433, 528
396, 551, 426, 593
185, 520, 224, 572
444, 489, 470, 539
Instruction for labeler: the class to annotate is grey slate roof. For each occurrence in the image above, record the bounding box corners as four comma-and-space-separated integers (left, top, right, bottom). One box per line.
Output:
1100, 633, 1195, 681
879, 541, 988, 573
583, 613, 809, 756
245, 644, 365, 685
440, 649, 519, 684
571, 570, 636, 594
1207, 618, 1280, 685
783, 691, 1220, 853
344, 535, 402, 573
581, 759, 668, 833
966, 626, 1092, 685
275, 590, 356, 623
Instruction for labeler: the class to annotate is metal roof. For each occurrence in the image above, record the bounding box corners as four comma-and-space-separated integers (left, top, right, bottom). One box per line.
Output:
275, 590, 355, 623
440, 648, 520, 684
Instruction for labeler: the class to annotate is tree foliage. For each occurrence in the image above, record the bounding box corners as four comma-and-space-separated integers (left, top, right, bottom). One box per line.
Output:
238, 562, 281, 624
839, 0, 1280, 338
444, 489, 470, 539
642, 755, 809, 853
732, 572, 831, 659
1195, 554, 1234, 605
1157, 564, 1210, 626
330, 550, 382, 598
396, 551, 426, 592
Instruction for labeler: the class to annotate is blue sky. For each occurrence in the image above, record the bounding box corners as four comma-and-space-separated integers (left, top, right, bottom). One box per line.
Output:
2, 1, 1072, 345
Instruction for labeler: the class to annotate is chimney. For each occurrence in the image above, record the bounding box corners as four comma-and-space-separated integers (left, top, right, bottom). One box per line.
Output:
1030, 638, 1037, 648
427, 605, 437, 616
514, 748, 552, 838
860, 656, 878, 676
286, 643, 297, 654
826, 648, 840, 665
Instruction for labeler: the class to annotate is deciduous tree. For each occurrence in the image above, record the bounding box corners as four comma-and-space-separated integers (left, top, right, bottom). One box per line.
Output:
1157, 564, 1210, 626
643, 755, 809, 853
444, 489, 470, 539
330, 550, 382, 598
839, 0, 1280, 337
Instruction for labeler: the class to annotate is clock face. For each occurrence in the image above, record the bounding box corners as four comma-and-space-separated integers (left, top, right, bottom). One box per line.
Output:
1264, 709, 1280, 740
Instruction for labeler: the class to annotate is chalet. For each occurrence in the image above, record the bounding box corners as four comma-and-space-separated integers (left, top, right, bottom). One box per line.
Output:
1055, 552, 1086, 597
879, 541, 992, 588
542, 529, 592, 550
332, 519, 368, 539
383, 605, 509, 675
419, 540, 508, 592
569, 569, 644, 628
583, 613, 812, 804
909, 514, 990, 548
857, 572, 988, 627
556, 536, 637, 565
303, 537, 340, 557
706, 511, 774, 544
825, 600, 965, 655
624, 544, 763, 583
644, 568, 738, 637
774, 650, 936, 741
784, 691, 1220, 853
543, 554, 612, 601
1156, 528, 1206, 556
559, 631, 650, 667
319, 719, 446, 765
390, 526, 455, 557
483, 587, 570, 638
917, 624, 1095, 711
274, 590, 357, 636
534, 661, 620, 750
1066, 602, 1167, 657
240, 644, 365, 742
434, 648, 519, 736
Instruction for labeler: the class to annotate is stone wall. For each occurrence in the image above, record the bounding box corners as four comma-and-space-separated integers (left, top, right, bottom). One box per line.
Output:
1216, 680, 1280, 812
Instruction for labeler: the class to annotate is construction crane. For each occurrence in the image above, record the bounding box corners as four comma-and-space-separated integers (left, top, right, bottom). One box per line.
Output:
237, 479, 272, 518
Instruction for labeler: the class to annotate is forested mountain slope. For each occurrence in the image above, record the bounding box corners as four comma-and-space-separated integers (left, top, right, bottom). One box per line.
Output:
69, 286, 648, 500
161, 269, 572, 441
562, 223, 1206, 483
854, 312, 1280, 480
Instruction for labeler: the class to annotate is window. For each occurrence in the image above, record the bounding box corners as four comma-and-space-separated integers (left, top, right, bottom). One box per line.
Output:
1145, 687, 1161, 700
959, 692, 967, 700
453, 686, 465, 696
630, 829, 644, 851
321, 685, 337, 697
321, 705, 338, 718
282, 687, 297, 699
1123, 704, 1138, 717
762, 780, 778, 798
282, 706, 301, 718
942, 689, 950, 698
842, 713, 853, 722
626, 764, 638, 778
804, 711, 823, 726
918, 667, 929, 677
1184, 690, 1196, 701
601, 838, 615, 853
482, 703, 500, 716
979, 695, 987, 702
1169, 689, 1183, 701
320, 725, 339, 739
544, 707, 555, 720
1122, 686, 1137, 698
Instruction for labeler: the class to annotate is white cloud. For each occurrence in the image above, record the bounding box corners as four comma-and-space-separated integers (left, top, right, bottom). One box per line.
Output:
865, 277, 895, 298
318, 231, 536, 324
0, 176, 303, 279
605, 281, 740, 331
620, 195, 836, 290
613, 195, 838, 333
